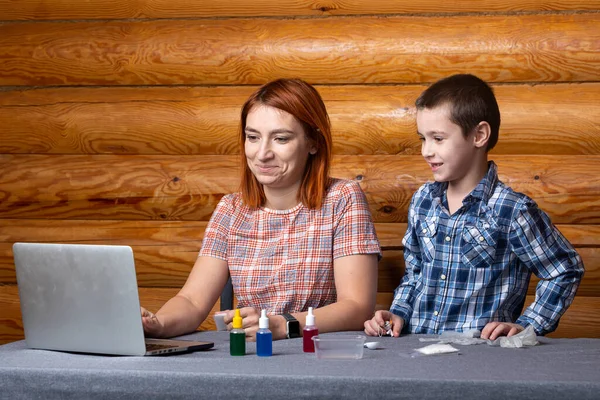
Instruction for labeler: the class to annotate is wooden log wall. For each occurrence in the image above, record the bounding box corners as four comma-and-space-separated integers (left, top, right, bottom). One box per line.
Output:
1, 1, 599, 343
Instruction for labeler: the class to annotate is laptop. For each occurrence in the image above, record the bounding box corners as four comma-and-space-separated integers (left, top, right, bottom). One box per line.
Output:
13, 242, 214, 356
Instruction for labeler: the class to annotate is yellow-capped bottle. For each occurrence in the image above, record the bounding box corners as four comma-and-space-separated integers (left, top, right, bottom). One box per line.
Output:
230, 309, 245, 356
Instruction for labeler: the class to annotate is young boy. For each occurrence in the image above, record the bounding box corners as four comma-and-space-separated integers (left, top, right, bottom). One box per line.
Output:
365, 74, 584, 340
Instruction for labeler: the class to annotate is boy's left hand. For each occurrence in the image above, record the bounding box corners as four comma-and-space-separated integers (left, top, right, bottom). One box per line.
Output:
481, 322, 524, 340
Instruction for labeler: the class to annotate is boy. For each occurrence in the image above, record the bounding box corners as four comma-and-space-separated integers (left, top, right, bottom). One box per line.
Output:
365, 74, 584, 340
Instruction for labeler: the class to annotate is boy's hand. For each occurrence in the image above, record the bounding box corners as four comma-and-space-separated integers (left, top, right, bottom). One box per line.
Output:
481, 322, 524, 340
364, 310, 404, 337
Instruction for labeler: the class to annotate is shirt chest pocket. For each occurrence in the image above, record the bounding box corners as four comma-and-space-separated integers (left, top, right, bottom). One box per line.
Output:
461, 224, 498, 268
416, 219, 437, 263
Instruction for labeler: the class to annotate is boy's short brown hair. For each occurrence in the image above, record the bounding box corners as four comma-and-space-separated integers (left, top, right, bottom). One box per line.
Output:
415, 74, 501, 151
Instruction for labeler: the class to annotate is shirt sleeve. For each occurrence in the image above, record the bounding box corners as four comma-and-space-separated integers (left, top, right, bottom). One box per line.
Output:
390, 191, 421, 323
198, 194, 235, 261
332, 180, 381, 260
509, 201, 585, 335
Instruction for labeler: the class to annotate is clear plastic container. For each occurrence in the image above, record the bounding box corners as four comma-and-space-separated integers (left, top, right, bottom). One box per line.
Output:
312, 335, 366, 359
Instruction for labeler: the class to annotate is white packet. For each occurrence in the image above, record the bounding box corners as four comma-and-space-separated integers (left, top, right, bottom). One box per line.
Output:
412, 343, 460, 357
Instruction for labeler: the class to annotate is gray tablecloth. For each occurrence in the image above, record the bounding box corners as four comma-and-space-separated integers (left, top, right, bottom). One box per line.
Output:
1, 331, 599, 399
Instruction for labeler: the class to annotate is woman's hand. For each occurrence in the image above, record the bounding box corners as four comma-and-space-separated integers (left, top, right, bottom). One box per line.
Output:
223, 307, 288, 341
364, 310, 404, 337
140, 306, 165, 338
223, 307, 261, 341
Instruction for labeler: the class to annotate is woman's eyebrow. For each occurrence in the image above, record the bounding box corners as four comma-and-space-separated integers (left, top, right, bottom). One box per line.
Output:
244, 126, 296, 135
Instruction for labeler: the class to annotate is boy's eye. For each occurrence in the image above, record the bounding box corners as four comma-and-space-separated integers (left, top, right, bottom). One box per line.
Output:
434, 137, 443, 142
418, 136, 425, 142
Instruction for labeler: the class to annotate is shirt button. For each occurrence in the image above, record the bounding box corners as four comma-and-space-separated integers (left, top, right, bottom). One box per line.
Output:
445, 236, 451, 242
433, 311, 439, 316
440, 274, 446, 280
479, 236, 485, 242
422, 228, 427, 234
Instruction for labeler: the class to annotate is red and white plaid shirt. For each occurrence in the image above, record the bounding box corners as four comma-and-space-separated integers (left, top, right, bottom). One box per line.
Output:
199, 178, 381, 314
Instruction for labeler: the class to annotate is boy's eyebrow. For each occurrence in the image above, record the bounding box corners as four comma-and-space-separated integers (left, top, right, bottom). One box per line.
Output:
418, 130, 447, 136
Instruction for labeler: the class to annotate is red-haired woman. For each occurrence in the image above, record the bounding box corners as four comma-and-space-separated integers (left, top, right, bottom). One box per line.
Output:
142, 79, 381, 341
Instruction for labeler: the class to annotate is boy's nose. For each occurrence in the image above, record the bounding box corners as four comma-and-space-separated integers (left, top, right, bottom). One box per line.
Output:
421, 141, 434, 158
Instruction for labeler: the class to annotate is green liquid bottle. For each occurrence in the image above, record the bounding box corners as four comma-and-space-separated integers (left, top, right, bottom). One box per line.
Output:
230, 308, 246, 356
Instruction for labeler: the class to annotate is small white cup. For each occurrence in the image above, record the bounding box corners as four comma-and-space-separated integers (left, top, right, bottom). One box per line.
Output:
213, 311, 227, 331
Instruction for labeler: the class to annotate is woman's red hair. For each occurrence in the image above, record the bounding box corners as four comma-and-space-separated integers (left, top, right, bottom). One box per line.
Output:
239, 79, 332, 209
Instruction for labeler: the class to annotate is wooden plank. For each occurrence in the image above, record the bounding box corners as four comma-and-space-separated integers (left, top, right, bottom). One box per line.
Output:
1, 155, 599, 224
0, 286, 221, 345
1, 83, 599, 156
2, 0, 599, 20
377, 249, 599, 296
376, 293, 600, 338
376, 223, 600, 249
0, 14, 598, 86
1, 221, 598, 294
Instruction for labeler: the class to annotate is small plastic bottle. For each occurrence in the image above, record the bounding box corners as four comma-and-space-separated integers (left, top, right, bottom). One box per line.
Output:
256, 309, 273, 357
303, 307, 319, 353
230, 309, 245, 356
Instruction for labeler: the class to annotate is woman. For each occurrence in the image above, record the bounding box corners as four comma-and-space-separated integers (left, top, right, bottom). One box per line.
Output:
142, 78, 380, 340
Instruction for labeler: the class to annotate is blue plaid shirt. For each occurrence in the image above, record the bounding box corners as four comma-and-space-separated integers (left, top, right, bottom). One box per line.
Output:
391, 161, 584, 335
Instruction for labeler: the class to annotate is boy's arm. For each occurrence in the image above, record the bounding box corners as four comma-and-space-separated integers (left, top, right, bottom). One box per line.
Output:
510, 203, 584, 335
390, 195, 422, 323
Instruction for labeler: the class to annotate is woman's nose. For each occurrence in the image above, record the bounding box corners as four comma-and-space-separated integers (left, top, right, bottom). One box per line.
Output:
257, 142, 273, 160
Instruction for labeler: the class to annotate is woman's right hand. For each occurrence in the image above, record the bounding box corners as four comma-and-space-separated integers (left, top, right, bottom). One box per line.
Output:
141, 306, 164, 337
364, 310, 404, 337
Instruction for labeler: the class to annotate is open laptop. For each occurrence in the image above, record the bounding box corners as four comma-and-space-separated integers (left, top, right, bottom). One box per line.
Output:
13, 242, 214, 356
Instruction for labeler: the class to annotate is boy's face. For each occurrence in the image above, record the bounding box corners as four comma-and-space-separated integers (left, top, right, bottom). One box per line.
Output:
416, 104, 479, 185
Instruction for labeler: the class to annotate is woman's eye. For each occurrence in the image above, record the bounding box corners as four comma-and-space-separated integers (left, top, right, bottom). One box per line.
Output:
275, 137, 290, 143
434, 137, 443, 142
246, 134, 259, 142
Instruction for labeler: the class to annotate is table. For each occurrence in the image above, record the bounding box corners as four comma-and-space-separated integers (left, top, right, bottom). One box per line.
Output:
1, 331, 599, 399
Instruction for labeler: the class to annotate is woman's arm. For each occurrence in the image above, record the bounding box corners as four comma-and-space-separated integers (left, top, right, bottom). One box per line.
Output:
142, 255, 229, 338
269, 253, 378, 340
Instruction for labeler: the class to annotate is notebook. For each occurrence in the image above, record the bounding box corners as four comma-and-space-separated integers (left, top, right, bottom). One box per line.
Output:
12, 242, 214, 356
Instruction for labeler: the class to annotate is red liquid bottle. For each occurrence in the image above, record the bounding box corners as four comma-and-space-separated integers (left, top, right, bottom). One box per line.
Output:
303, 307, 318, 353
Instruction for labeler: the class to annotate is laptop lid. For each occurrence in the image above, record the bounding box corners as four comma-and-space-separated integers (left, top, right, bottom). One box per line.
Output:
13, 243, 213, 356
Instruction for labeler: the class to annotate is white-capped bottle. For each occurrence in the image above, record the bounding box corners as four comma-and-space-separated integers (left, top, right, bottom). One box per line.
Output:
256, 310, 272, 357
303, 307, 318, 353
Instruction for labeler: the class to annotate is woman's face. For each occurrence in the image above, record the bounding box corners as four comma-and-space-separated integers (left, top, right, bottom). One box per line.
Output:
244, 105, 316, 192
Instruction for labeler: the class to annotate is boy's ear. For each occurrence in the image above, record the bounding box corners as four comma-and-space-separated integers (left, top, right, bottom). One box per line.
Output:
473, 121, 491, 149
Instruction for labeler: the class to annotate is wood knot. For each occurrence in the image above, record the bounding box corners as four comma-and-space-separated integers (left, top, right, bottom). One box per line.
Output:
379, 205, 397, 214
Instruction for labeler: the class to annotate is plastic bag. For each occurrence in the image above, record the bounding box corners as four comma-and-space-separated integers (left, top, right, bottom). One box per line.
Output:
486, 325, 539, 348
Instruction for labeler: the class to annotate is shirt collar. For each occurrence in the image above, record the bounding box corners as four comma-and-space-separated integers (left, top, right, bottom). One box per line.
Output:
466, 161, 498, 203
430, 161, 498, 204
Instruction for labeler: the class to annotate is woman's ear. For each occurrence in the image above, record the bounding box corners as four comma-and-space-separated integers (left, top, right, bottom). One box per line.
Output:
473, 122, 491, 149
